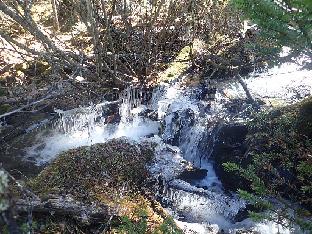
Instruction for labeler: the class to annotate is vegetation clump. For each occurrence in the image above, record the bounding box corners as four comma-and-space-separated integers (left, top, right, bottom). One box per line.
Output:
115, 214, 182, 234
231, 0, 312, 67
224, 97, 312, 231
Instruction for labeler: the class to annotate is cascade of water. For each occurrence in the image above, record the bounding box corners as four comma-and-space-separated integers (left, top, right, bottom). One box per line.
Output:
26, 103, 114, 164
148, 78, 249, 232
54, 103, 108, 134
25, 86, 159, 165
21, 61, 312, 233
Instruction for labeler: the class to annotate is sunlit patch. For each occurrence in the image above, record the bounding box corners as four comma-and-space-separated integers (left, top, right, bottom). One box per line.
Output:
223, 60, 312, 106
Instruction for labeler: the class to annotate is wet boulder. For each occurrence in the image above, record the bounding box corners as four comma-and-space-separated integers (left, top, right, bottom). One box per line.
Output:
138, 108, 158, 121
178, 167, 208, 183
161, 108, 195, 146
192, 79, 217, 101
210, 124, 250, 192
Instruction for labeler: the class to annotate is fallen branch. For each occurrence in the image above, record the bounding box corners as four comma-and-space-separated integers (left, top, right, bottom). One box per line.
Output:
237, 75, 259, 109
0, 94, 55, 120
1, 167, 113, 226
16, 196, 112, 225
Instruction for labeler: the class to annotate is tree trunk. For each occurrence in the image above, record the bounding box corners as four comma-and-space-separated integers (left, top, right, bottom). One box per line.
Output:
237, 75, 259, 109
51, 0, 60, 31
85, 0, 103, 79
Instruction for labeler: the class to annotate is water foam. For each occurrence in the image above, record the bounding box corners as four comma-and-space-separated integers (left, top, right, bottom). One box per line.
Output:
26, 100, 160, 165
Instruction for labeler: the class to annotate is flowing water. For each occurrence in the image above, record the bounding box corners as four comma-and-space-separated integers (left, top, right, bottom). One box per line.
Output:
15, 61, 312, 233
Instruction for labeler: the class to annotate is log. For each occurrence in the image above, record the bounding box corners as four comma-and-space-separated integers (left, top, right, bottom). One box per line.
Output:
16, 195, 113, 225
0, 94, 54, 120
51, 0, 60, 31
2, 169, 112, 226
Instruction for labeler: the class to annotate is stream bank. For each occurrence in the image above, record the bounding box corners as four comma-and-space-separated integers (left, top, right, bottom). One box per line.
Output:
213, 97, 312, 212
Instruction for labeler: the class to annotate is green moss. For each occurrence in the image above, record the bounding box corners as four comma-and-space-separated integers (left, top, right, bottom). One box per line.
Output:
156, 217, 183, 234
115, 215, 182, 234
0, 104, 11, 115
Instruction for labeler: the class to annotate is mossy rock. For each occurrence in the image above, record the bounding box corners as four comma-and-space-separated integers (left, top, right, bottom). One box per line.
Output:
27, 139, 181, 232
29, 139, 154, 202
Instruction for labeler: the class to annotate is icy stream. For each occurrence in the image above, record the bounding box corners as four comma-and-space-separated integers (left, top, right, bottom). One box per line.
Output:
24, 61, 312, 234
